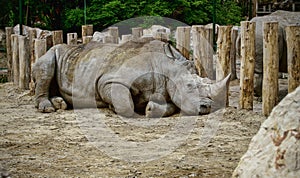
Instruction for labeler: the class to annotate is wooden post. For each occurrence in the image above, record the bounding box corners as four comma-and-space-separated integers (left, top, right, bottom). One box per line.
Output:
82, 36, 93, 44
153, 32, 169, 42
176, 26, 191, 59
216, 25, 232, 106
34, 39, 47, 61
11, 34, 19, 85
121, 34, 132, 43
82, 24, 93, 37
67, 33, 78, 45
18, 35, 30, 89
239, 21, 256, 110
262, 22, 279, 116
5, 27, 13, 82
132, 27, 143, 40
28, 29, 36, 67
108, 27, 119, 44
45, 34, 53, 50
52, 30, 63, 45
192, 25, 214, 78
286, 25, 300, 93
230, 28, 238, 80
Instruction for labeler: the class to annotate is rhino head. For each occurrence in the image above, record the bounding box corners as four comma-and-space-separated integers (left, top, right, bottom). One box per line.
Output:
167, 73, 231, 115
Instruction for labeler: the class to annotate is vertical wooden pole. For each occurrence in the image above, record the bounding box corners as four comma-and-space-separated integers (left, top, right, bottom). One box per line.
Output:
192, 25, 214, 78
262, 22, 279, 116
216, 25, 232, 106
18, 35, 30, 89
11, 34, 19, 86
132, 27, 143, 40
121, 34, 132, 43
286, 25, 300, 93
34, 39, 47, 61
67, 33, 78, 45
82, 24, 93, 37
28, 29, 36, 65
82, 36, 93, 44
239, 21, 256, 110
5, 27, 13, 82
176, 26, 191, 59
153, 32, 169, 42
230, 28, 238, 80
52, 30, 63, 45
108, 27, 119, 44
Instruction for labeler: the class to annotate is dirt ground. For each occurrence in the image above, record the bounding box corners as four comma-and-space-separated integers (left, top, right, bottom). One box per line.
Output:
0, 78, 274, 178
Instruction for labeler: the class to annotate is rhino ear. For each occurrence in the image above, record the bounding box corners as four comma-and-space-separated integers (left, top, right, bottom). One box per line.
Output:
210, 73, 231, 99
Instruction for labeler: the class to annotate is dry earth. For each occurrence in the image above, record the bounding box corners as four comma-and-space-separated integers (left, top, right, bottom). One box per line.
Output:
0, 79, 274, 178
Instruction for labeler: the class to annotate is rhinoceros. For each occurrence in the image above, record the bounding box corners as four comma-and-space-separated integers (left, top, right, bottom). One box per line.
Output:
236, 10, 300, 96
32, 37, 230, 117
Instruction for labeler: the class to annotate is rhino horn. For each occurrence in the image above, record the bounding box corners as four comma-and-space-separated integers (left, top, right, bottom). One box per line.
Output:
209, 74, 231, 109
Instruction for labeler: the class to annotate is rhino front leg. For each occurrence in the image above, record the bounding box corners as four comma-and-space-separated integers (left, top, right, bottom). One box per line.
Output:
101, 83, 140, 118
32, 48, 56, 113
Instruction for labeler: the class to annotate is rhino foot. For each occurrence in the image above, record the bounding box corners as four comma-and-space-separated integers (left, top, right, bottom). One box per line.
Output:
38, 99, 55, 113
146, 101, 176, 118
50, 96, 67, 110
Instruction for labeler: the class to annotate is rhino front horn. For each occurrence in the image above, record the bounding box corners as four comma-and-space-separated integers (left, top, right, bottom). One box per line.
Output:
209, 74, 231, 110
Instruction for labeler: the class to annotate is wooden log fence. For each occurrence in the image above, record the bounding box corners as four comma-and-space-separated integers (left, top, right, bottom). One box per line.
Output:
216, 25, 232, 106
286, 25, 300, 93
176, 26, 191, 59
239, 21, 256, 110
262, 22, 279, 116
3, 23, 299, 116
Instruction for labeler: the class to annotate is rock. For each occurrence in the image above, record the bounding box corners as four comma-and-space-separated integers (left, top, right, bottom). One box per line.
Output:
232, 86, 300, 178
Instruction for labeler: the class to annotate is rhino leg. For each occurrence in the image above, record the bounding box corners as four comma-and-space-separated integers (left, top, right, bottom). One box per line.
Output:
50, 96, 67, 110
100, 83, 141, 118
32, 48, 57, 113
145, 101, 177, 118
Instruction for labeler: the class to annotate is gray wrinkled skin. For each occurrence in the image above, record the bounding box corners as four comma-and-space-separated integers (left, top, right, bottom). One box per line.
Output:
236, 10, 300, 96
32, 38, 230, 117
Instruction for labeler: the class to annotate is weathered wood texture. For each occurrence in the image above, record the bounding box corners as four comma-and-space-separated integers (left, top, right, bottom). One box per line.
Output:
286, 25, 300, 93
83, 36, 93, 44
192, 25, 214, 78
121, 34, 132, 43
239, 21, 256, 110
108, 27, 119, 44
216, 26, 232, 106
67, 33, 78, 45
216, 26, 232, 81
132, 27, 143, 40
262, 22, 279, 116
11, 34, 19, 85
28, 29, 36, 67
5, 27, 13, 81
52, 30, 63, 45
176, 26, 191, 59
34, 39, 47, 61
18, 36, 30, 89
154, 32, 169, 42
82, 25, 93, 37
230, 28, 238, 80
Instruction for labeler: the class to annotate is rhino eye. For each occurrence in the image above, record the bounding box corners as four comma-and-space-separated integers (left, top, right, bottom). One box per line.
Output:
187, 83, 194, 89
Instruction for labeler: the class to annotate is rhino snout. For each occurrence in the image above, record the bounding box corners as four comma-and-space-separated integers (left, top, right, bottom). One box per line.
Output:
198, 98, 212, 115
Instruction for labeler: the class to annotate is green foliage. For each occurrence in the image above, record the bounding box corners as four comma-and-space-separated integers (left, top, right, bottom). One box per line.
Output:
1, 0, 243, 32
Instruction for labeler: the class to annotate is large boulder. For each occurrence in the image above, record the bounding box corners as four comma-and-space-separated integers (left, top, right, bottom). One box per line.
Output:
232, 86, 300, 178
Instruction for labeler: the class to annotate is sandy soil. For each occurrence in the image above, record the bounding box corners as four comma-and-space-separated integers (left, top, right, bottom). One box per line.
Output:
0, 80, 270, 178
